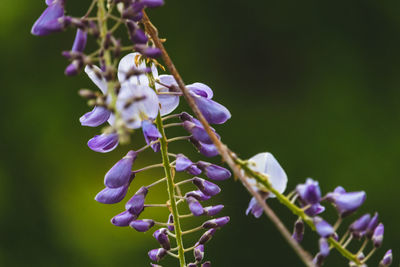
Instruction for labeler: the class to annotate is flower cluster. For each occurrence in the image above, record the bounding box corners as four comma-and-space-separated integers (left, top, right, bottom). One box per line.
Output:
244, 153, 392, 266
32, 1, 233, 265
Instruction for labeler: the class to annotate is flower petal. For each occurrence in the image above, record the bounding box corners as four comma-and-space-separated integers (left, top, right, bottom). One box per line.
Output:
187, 83, 213, 99
87, 133, 119, 153
79, 106, 111, 127
31, 1, 64, 36
117, 52, 158, 86
85, 65, 108, 94
192, 95, 231, 124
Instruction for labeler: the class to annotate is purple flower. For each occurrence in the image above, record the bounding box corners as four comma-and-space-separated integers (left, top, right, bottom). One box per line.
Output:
125, 186, 148, 215
95, 184, 130, 204
167, 213, 174, 232
72, 29, 87, 52
104, 150, 137, 188
187, 165, 202, 175
246, 197, 264, 218
141, 0, 165, 8
153, 228, 170, 250
198, 228, 216, 245
192, 177, 221, 196
296, 178, 321, 205
183, 121, 215, 144
186, 196, 204, 216
88, 133, 119, 153
349, 214, 371, 237
196, 161, 231, 181
186, 190, 211, 202
372, 223, 384, 248
80, 106, 111, 127
202, 262, 211, 267
148, 248, 167, 262
319, 238, 330, 257
190, 138, 219, 157
379, 249, 393, 267
313, 217, 334, 238
111, 210, 136, 227
366, 212, 379, 239
130, 219, 155, 232
202, 216, 230, 229
194, 244, 204, 262
326, 190, 366, 217
187, 83, 213, 99
292, 218, 304, 243
175, 154, 193, 171
203, 205, 224, 216
192, 96, 231, 125
142, 120, 161, 152
135, 45, 162, 58
31, 0, 65, 36
305, 203, 325, 216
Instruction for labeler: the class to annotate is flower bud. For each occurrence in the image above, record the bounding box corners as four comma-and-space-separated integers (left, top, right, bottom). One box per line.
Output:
186, 191, 211, 202
111, 210, 136, 227
201, 261, 211, 267
153, 228, 170, 250
175, 154, 194, 172
190, 138, 219, 157
304, 203, 325, 216
72, 29, 87, 52
192, 177, 221, 196
192, 95, 231, 124
134, 45, 162, 58
313, 217, 334, 238
194, 244, 204, 262
203, 205, 224, 216
125, 186, 148, 215
186, 196, 204, 216
366, 212, 379, 239
148, 248, 167, 262
372, 223, 384, 248
379, 249, 392, 267
167, 213, 174, 232
31, 0, 65, 36
296, 178, 321, 204
104, 151, 137, 188
202, 216, 230, 229
88, 133, 119, 153
187, 264, 197, 267
349, 214, 371, 238
142, 120, 162, 152
130, 219, 155, 232
196, 161, 231, 181
183, 121, 213, 144
198, 229, 216, 245
95, 184, 130, 204
319, 238, 330, 257
292, 218, 304, 243
142, 0, 164, 8
187, 83, 213, 99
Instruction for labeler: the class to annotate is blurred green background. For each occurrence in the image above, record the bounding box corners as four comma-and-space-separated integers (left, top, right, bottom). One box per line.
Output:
0, 0, 399, 266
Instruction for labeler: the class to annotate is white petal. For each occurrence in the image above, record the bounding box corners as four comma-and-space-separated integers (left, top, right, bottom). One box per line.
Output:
117, 52, 158, 86
156, 75, 180, 115
85, 65, 108, 94
116, 84, 159, 129
248, 152, 288, 197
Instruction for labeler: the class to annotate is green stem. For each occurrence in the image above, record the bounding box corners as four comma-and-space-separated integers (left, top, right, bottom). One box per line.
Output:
155, 113, 186, 267
234, 157, 362, 265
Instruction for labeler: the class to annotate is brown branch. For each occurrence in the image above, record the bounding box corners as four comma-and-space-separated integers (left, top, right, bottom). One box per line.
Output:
142, 11, 314, 267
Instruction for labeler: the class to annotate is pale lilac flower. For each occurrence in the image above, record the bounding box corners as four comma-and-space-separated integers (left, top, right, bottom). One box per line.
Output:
246, 196, 264, 218
80, 106, 111, 127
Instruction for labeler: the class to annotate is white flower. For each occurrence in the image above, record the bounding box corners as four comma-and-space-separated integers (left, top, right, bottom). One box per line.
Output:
246, 152, 288, 198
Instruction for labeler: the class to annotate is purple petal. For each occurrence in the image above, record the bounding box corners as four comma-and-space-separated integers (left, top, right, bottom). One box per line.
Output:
314, 217, 334, 238
186, 196, 204, 216
111, 210, 136, 226
175, 154, 194, 172
80, 106, 111, 127
125, 186, 148, 216
192, 94, 231, 124
153, 228, 170, 250
142, 120, 161, 152
202, 216, 230, 229
186, 190, 211, 202
305, 203, 325, 216
104, 151, 137, 188
130, 219, 155, 232
190, 138, 219, 157
87, 133, 119, 153
192, 177, 221, 196
296, 178, 321, 205
31, 1, 64, 36
72, 29, 87, 52
95, 185, 129, 204
187, 83, 214, 99
197, 161, 231, 181
148, 248, 167, 262
246, 197, 263, 218
204, 205, 224, 216
194, 244, 204, 262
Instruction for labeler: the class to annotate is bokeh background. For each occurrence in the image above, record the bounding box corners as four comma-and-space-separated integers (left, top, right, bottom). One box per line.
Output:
0, 0, 399, 266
